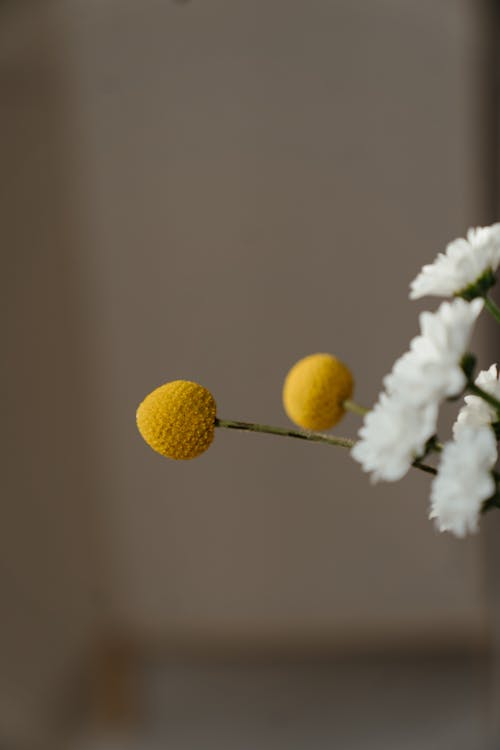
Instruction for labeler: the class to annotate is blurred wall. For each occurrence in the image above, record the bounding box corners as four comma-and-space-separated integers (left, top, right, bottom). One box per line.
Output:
60, 0, 492, 647
1, 4, 101, 747
2, 13, 495, 744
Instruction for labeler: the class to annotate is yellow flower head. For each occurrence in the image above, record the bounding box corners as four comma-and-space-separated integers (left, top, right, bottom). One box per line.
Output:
283, 353, 354, 430
136, 380, 217, 460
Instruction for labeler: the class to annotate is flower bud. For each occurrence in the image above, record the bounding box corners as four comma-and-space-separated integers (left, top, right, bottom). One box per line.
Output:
136, 380, 216, 460
283, 353, 354, 430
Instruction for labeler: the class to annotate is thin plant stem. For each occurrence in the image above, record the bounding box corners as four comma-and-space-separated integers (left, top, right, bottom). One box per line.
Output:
343, 399, 369, 417
215, 418, 354, 449
412, 460, 437, 476
484, 295, 500, 324
424, 436, 443, 455
468, 383, 500, 414
215, 418, 437, 475
482, 494, 500, 513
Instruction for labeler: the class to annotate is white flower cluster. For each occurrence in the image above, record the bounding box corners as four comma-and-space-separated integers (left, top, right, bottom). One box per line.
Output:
429, 426, 497, 538
352, 224, 500, 537
351, 298, 483, 482
410, 224, 500, 299
453, 364, 500, 437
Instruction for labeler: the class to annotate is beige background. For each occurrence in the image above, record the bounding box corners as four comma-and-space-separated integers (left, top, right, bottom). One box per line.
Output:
1, 0, 496, 743
63, 0, 489, 638
1, 5, 100, 745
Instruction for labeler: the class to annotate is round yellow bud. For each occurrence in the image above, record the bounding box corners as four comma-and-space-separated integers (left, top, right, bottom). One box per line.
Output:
136, 380, 216, 460
283, 353, 354, 430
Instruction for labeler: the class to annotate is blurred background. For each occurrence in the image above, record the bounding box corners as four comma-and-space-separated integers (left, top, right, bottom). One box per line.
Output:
2, 0, 500, 748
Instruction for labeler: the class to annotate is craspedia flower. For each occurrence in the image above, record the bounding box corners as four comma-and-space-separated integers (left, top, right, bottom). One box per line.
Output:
136, 380, 216, 460
283, 353, 354, 431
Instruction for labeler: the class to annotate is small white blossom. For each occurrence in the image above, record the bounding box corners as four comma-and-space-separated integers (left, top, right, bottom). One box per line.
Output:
384, 298, 483, 405
410, 223, 500, 300
453, 364, 500, 438
430, 426, 497, 537
351, 394, 437, 482
352, 298, 483, 482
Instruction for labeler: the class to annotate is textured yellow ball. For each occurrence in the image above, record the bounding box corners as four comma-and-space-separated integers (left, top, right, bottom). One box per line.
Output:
283, 353, 354, 430
136, 380, 217, 460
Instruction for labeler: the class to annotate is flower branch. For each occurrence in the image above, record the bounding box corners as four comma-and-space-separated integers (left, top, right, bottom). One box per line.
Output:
215, 417, 437, 475
214, 418, 355, 449
136, 222, 500, 540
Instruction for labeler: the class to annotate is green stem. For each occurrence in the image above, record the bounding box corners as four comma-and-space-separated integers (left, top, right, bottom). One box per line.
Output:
484, 295, 500, 324
215, 418, 437, 475
468, 383, 500, 414
425, 435, 443, 454
215, 418, 354, 449
482, 495, 500, 513
412, 460, 437, 476
343, 399, 369, 417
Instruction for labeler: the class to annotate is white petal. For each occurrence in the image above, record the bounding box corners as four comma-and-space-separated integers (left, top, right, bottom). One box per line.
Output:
353, 299, 484, 484
385, 298, 482, 404
352, 393, 437, 483
410, 224, 500, 299
429, 426, 497, 537
453, 363, 500, 437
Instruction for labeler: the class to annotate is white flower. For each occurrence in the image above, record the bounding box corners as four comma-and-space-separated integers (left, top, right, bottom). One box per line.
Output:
351, 393, 437, 482
384, 298, 484, 405
453, 364, 500, 438
430, 426, 497, 537
410, 223, 500, 299
352, 298, 483, 482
